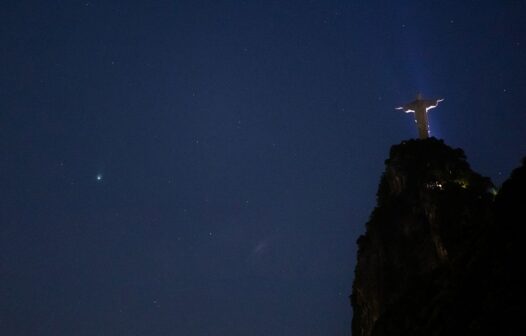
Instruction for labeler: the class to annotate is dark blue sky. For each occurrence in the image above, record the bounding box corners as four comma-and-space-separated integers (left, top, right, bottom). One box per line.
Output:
1, 1, 525, 335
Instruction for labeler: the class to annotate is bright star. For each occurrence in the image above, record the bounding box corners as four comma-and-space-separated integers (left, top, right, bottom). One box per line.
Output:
96, 174, 103, 181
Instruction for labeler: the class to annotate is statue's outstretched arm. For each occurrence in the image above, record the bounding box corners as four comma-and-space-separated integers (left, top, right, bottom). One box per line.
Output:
396, 103, 416, 113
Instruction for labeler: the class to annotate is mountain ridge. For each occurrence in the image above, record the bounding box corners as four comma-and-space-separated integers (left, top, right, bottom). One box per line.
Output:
351, 138, 525, 335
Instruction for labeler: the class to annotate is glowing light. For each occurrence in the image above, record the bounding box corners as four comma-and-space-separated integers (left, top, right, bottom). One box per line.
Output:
425, 181, 443, 190
454, 179, 469, 189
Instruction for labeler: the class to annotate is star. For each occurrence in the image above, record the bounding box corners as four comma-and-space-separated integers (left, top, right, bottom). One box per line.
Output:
96, 174, 103, 181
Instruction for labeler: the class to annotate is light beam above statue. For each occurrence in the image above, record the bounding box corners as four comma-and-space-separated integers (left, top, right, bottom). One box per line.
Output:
396, 93, 444, 139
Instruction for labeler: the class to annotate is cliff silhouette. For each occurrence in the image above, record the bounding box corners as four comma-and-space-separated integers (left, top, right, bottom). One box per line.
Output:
351, 138, 526, 336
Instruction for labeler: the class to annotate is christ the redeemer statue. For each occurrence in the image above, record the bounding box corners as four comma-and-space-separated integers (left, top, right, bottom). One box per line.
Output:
396, 93, 444, 139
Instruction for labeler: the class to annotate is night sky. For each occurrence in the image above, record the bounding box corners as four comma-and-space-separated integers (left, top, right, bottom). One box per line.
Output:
1, 1, 525, 335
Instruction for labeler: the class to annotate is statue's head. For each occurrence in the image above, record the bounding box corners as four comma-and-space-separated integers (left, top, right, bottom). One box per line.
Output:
416, 92, 423, 100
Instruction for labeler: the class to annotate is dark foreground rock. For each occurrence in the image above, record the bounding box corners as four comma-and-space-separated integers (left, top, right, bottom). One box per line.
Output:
351, 138, 525, 336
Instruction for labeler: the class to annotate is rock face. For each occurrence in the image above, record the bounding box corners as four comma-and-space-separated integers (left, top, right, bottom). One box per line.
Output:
351, 138, 525, 336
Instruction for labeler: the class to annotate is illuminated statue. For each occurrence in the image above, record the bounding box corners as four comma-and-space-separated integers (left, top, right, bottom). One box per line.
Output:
396, 93, 444, 139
